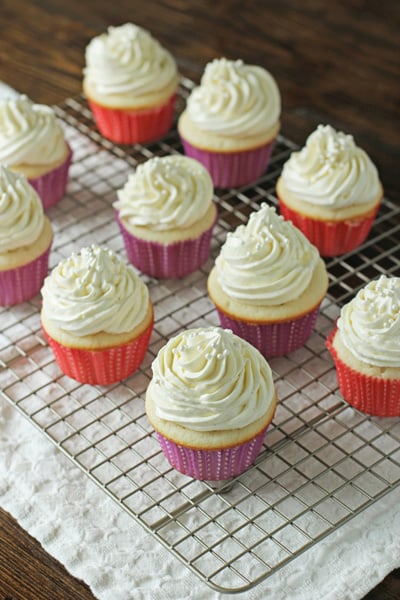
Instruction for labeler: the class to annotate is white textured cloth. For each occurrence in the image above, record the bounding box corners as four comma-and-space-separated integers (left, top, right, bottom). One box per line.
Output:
1, 391, 400, 600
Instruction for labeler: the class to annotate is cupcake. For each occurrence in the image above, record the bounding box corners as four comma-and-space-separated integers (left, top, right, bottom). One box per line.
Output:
83, 23, 179, 144
114, 155, 217, 278
276, 124, 383, 256
145, 326, 277, 481
0, 166, 53, 306
178, 58, 281, 188
0, 95, 72, 211
207, 204, 329, 357
40, 245, 154, 385
326, 276, 400, 416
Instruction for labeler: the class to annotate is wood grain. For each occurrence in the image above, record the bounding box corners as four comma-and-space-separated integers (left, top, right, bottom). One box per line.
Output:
0, 508, 95, 600
0, 1, 399, 599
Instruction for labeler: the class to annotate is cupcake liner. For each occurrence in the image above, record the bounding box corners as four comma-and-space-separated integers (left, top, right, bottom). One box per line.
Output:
278, 197, 380, 257
88, 94, 177, 145
156, 426, 269, 480
215, 305, 320, 358
326, 328, 400, 417
43, 319, 153, 385
116, 212, 217, 279
0, 245, 51, 306
180, 136, 275, 188
28, 145, 73, 212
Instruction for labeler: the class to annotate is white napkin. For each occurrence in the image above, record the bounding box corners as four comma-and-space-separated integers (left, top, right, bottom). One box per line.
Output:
1, 82, 399, 600
1, 399, 399, 600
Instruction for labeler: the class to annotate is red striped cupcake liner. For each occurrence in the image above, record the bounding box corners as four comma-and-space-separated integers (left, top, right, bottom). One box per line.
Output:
326, 328, 400, 417
0, 245, 51, 306
29, 145, 73, 212
116, 212, 217, 279
43, 318, 153, 385
215, 305, 321, 358
180, 136, 275, 188
278, 197, 380, 257
88, 94, 177, 145
156, 426, 269, 481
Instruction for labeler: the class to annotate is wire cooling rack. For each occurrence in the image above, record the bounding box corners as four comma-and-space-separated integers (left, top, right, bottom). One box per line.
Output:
1, 78, 400, 593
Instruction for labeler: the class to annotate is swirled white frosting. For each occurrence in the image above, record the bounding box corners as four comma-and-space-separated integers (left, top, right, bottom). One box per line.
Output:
281, 124, 381, 207
114, 155, 214, 230
150, 326, 275, 431
215, 204, 319, 305
186, 58, 281, 136
83, 23, 178, 98
337, 276, 400, 367
0, 166, 44, 253
0, 95, 67, 166
41, 245, 150, 336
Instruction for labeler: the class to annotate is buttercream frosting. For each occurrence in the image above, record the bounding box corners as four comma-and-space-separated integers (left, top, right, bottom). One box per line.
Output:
337, 276, 400, 367
114, 155, 214, 230
0, 166, 44, 253
186, 58, 280, 136
280, 124, 381, 207
41, 245, 150, 336
149, 326, 275, 431
215, 204, 319, 305
0, 95, 67, 166
83, 23, 178, 99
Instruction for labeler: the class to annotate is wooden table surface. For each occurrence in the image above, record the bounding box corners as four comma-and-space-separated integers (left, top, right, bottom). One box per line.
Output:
0, 1, 399, 598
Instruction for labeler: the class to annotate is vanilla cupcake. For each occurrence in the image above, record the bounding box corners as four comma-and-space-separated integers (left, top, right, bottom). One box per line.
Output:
326, 276, 400, 416
146, 327, 277, 481
276, 124, 383, 256
41, 245, 153, 385
0, 166, 53, 305
83, 23, 179, 144
114, 155, 217, 278
178, 58, 281, 188
0, 95, 72, 211
207, 205, 329, 357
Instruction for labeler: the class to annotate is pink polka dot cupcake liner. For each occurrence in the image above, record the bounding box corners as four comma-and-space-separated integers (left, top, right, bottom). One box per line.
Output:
180, 136, 275, 188
326, 328, 400, 417
116, 212, 217, 279
29, 144, 73, 212
156, 426, 269, 481
87, 94, 177, 145
215, 305, 321, 358
0, 245, 51, 306
278, 197, 381, 257
42, 318, 154, 385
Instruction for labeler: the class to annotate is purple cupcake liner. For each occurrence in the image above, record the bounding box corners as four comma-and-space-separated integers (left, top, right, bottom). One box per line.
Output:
180, 136, 275, 188
156, 426, 269, 480
28, 145, 73, 212
216, 306, 321, 358
116, 213, 216, 279
0, 246, 51, 306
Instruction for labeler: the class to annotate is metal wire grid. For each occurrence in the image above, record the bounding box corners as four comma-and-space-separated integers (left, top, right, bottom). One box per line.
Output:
1, 79, 400, 593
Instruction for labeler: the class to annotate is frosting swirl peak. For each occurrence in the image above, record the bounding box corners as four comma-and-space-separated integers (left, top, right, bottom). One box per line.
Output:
186, 58, 281, 137
0, 166, 44, 252
150, 326, 275, 431
83, 23, 178, 100
114, 155, 214, 230
215, 204, 319, 305
281, 124, 381, 207
0, 95, 67, 166
337, 276, 400, 367
41, 245, 150, 336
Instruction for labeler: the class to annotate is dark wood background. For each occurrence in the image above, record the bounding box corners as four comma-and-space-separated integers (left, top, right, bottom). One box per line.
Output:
0, 1, 399, 598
